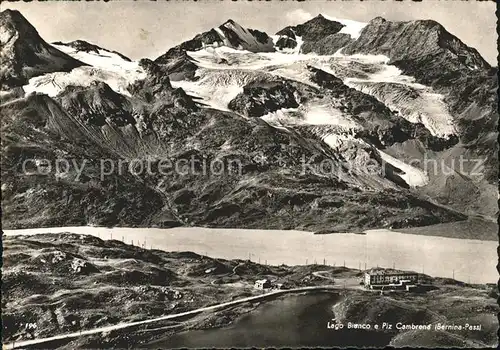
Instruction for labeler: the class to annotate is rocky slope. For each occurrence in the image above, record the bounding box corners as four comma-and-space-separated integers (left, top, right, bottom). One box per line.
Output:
2, 232, 294, 344
1, 10, 497, 234
275, 14, 361, 55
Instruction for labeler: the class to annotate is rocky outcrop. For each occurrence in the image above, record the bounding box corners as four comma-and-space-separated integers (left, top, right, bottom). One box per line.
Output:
0, 9, 85, 89
154, 47, 199, 81
343, 17, 489, 71
275, 36, 298, 50
275, 14, 352, 54
277, 14, 344, 42
218, 20, 275, 52
228, 80, 300, 117
57, 81, 135, 127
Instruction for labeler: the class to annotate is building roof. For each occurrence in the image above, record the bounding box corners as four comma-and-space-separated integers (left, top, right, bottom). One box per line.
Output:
366, 268, 418, 276
255, 279, 270, 283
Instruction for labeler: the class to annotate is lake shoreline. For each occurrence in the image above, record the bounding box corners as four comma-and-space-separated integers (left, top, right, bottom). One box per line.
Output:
3, 226, 497, 284
3, 218, 497, 242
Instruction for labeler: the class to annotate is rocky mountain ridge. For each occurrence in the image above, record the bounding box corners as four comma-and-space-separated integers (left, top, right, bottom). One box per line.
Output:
0, 9, 85, 89
1, 10, 497, 234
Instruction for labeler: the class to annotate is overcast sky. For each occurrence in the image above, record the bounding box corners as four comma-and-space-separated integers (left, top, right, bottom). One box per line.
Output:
4, 0, 497, 64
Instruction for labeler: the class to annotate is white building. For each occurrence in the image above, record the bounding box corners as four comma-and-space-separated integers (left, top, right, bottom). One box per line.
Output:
364, 268, 418, 287
254, 279, 271, 289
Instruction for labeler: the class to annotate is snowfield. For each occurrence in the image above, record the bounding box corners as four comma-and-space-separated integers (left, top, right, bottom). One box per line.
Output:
322, 133, 360, 151
52, 44, 138, 73
186, 46, 326, 71
180, 44, 456, 139
261, 103, 360, 130
326, 51, 457, 137
23, 44, 146, 97
171, 68, 258, 111
23, 34, 456, 145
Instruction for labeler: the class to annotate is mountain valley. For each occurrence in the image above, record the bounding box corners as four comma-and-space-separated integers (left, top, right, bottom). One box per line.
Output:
0, 9, 497, 236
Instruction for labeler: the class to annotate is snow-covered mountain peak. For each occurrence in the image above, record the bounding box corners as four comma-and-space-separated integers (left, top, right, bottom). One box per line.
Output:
52, 40, 132, 62
215, 19, 275, 53
0, 9, 84, 89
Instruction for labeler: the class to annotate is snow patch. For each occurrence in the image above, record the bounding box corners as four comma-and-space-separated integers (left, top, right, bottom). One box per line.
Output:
260, 108, 300, 126
322, 16, 368, 39
378, 149, 428, 187
323, 133, 358, 150
260, 103, 360, 131
214, 27, 231, 47
302, 103, 359, 129
332, 50, 391, 64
